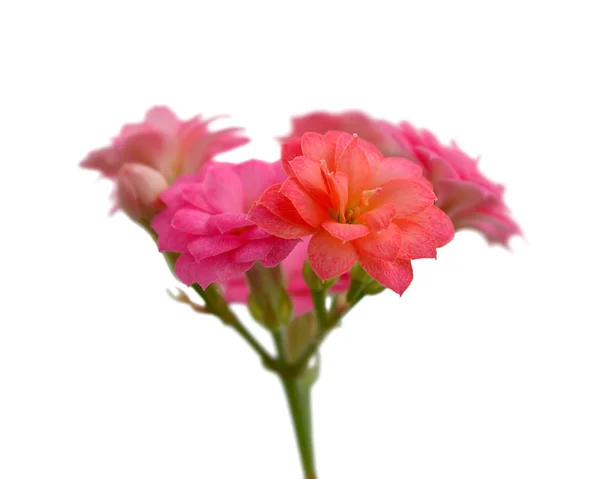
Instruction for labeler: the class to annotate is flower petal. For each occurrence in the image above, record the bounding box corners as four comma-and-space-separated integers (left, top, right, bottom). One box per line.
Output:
373, 157, 423, 185
255, 185, 314, 230
262, 238, 301, 268
406, 206, 454, 247
206, 212, 253, 234
280, 178, 329, 228
357, 204, 396, 232
247, 204, 316, 239
233, 160, 280, 209
394, 220, 437, 259
176, 252, 253, 288
301, 132, 334, 162
359, 255, 413, 295
281, 138, 303, 176
202, 164, 244, 213
308, 231, 359, 280
187, 235, 245, 261
322, 221, 370, 241
171, 208, 211, 234
370, 179, 436, 217
335, 135, 371, 202
354, 223, 403, 261
288, 156, 331, 207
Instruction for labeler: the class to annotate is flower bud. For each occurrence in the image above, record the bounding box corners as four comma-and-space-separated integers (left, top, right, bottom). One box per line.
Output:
246, 264, 293, 330
116, 163, 168, 223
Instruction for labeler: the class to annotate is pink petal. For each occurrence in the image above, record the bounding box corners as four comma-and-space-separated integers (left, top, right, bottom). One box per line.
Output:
181, 183, 215, 212
119, 132, 166, 171
335, 136, 371, 203
171, 208, 211, 234
206, 213, 253, 233
256, 185, 314, 230
281, 138, 303, 176
176, 252, 253, 288
406, 206, 454, 247
308, 231, 359, 280
247, 204, 315, 239
436, 179, 488, 217
322, 221, 370, 241
324, 170, 349, 215
220, 275, 250, 303
262, 238, 301, 268
234, 160, 280, 209
144, 106, 180, 135
240, 226, 273, 240
80, 147, 121, 177
373, 157, 423, 185
289, 156, 331, 207
354, 223, 402, 261
359, 255, 413, 295
187, 235, 245, 261
153, 211, 195, 253
231, 238, 275, 263
291, 293, 315, 317
357, 204, 396, 232
394, 220, 437, 259
370, 179, 436, 217
301, 132, 334, 161
281, 178, 329, 228
202, 164, 244, 213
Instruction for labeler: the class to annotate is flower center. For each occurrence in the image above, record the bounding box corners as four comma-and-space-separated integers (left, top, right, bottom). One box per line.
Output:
338, 187, 382, 224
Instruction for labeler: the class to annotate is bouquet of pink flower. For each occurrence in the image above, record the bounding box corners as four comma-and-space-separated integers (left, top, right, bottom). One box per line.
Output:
82, 106, 520, 479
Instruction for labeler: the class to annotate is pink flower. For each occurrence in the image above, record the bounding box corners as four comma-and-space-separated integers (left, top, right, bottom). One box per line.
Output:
81, 106, 249, 222
220, 240, 350, 316
152, 160, 300, 288
248, 132, 454, 295
284, 111, 520, 246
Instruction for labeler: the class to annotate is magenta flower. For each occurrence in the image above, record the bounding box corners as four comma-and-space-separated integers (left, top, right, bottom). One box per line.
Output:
152, 160, 300, 287
248, 132, 454, 295
284, 111, 520, 246
81, 106, 249, 222
220, 240, 350, 317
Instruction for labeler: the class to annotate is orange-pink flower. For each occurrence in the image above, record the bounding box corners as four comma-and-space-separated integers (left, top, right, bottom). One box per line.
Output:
283, 111, 520, 246
248, 132, 454, 295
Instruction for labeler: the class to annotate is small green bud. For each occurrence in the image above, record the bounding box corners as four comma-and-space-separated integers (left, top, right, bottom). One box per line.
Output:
284, 313, 317, 362
246, 264, 292, 330
350, 263, 372, 283
303, 261, 339, 291
303, 261, 325, 291
363, 281, 386, 295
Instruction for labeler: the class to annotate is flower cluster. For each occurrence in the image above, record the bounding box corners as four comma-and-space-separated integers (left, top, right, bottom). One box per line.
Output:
82, 106, 522, 479
82, 106, 520, 311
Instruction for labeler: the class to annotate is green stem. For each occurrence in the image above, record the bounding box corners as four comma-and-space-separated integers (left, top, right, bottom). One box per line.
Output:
310, 289, 328, 331
190, 283, 278, 371
281, 376, 317, 479
273, 331, 317, 479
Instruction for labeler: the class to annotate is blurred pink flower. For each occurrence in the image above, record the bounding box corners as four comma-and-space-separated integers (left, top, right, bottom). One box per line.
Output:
284, 111, 520, 246
152, 160, 299, 288
249, 132, 454, 295
81, 106, 248, 222
220, 240, 350, 316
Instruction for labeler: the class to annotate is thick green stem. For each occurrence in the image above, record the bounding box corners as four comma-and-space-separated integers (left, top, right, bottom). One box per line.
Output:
273, 331, 317, 479
281, 375, 317, 479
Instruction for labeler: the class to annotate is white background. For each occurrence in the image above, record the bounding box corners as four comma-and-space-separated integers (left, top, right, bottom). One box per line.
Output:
1, 1, 599, 478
